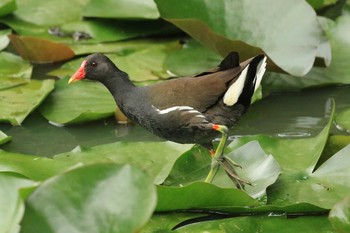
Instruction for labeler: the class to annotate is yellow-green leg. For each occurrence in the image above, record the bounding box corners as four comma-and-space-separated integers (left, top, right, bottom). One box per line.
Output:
204, 124, 251, 189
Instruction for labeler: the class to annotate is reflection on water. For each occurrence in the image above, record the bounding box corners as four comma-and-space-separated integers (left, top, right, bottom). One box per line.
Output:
1, 85, 350, 156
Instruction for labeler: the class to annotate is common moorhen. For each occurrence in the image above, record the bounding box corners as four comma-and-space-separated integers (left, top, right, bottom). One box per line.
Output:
69, 52, 267, 189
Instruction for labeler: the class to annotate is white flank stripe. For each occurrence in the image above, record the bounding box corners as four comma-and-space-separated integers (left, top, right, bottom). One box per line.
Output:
223, 64, 250, 106
254, 56, 267, 92
153, 106, 194, 114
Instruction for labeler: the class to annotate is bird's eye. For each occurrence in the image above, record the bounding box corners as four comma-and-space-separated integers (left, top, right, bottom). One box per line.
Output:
91, 61, 97, 67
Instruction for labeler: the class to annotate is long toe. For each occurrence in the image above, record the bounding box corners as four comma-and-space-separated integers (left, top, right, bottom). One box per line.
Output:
219, 156, 252, 189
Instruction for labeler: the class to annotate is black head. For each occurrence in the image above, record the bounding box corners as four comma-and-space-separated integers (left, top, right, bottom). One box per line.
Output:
68, 53, 121, 84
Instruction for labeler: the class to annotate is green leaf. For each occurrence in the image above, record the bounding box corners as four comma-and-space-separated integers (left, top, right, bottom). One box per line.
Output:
8, 34, 75, 63
0, 51, 32, 79
335, 108, 350, 131
329, 195, 350, 233
0, 29, 11, 51
39, 77, 116, 125
263, 15, 350, 91
0, 131, 11, 145
0, 150, 70, 181
156, 182, 261, 212
83, 0, 159, 19
307, 0, 337, 10
165, 142, 280, 200
0, 79, 55, 125
54, 141, 193, 184
0, 173, 36, 233
21, 164, 157, 233
0, 0, 16, 17
155, 0, 330, 76
164, 39, 222, 76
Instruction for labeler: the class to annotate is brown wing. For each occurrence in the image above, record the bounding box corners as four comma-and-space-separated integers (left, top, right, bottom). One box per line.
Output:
147, 67, 244, 112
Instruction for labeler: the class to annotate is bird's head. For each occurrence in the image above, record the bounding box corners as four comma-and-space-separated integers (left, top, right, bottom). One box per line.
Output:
68, 53, 118, 84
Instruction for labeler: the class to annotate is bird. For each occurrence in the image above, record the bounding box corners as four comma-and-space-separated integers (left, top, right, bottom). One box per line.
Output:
68, 51, 267, 189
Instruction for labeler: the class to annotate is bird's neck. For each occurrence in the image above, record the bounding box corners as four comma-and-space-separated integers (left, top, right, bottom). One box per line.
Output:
101, 71, 135, 100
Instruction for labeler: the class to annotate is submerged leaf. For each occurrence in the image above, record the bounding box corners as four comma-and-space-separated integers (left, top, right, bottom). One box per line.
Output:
39, 77, 116, 125
0, 174, 36, 233
155, 0, 330, 76
54, 141, 193, 184
8, 34, 75, 63
0, 79, 55, 125
21, 164, 156, 233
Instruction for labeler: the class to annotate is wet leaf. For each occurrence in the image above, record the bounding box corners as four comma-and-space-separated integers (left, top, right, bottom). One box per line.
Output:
0, 51, 32, 79
39, 77, 116, 125
0, 0, 16, 17
263, 15, 350, 91
8, 34, 75, 63
54, 141, 193, 184
83, 0, 159, 19
0, 173, 36, 233
335, 108, 350, 131
50, 40, 179, 82
0, 150, 70, 181
0, 29, 11, 50
164, 141, 280, 200
0, 131, 11, 145
329, 195, 350, 233
155, 0, 331, 76
21, 164, 156, 233
0, 79, 55, 125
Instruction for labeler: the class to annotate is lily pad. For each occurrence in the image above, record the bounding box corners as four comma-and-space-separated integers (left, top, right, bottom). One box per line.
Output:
0, 131, 11, 145
0, 29, 11, 50
83, 0, 160, 19
8, 34, 75, 63
329, 194, 350, 233
49, 39, 179, 82
155, 0, 331, 76
0, 0, 15, 17
164, 141, 280, 199
0, 173, 36, 233
0, 51, 32, 79
263, 15, 350, 91
0, 79, 55, 125
335, 108, 350, 131
0, 150, 70, 181
21, 164, 157, 233
54, 141, 193, 184
39, 77, 116, 125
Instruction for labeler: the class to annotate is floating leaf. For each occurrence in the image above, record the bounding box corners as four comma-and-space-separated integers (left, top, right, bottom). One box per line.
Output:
8, 35, 75, 63
164, 141, 280, 200
263, 15, 350, 91
21, 164, 156, 233
39, 77, 116, 125
155, 0, 331, 76
0, 0, 16, 17
83, 0, 159, 19
335, 108, 350, 131
0, 29, 11, 50
329, 194, 350, 233
54, 141, 193, 184
307, 0, 337, 10
0, 150, 70, 181
0, 51, 32, 79
0, 173, 36, 233
0, 131, 11, 145
0, 79, 54, 125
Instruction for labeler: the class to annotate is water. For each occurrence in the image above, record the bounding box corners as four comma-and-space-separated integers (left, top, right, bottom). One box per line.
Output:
1, 75, 350, 156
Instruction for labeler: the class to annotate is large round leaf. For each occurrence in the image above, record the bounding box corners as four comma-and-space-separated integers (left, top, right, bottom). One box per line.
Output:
0, 79, 55, 125
0, 51, 32, 79
329, 195, 350, 233
155, 0, 331, 76
39, 77, 116, 125
21, 164, 157, 233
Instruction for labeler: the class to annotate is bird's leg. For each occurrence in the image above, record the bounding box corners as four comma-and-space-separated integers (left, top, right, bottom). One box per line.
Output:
204, 124, 251, 189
